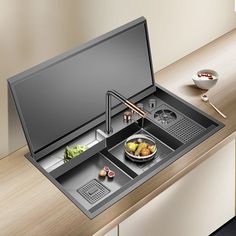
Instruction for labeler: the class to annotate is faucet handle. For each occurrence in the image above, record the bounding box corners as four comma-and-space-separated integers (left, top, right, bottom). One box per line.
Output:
123, 111, 133, 123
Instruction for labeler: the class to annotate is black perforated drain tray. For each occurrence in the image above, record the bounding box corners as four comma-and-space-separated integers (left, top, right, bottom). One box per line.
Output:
150, 103, 206, 144
77, 179, 110, 204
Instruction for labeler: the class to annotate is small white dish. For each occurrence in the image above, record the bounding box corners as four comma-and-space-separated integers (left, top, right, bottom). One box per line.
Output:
192, 69, 218, 90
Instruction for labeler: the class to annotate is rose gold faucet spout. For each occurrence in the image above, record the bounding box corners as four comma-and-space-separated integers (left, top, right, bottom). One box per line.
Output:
105, 90, 146, 134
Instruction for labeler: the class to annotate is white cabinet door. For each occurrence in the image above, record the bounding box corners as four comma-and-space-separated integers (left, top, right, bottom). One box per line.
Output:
93, 226, 118, 236
103, 226, 118, 236
120, 140, 235, 236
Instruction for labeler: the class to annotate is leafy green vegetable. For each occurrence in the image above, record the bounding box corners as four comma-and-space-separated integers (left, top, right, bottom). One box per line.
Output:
64, 144, 88, 159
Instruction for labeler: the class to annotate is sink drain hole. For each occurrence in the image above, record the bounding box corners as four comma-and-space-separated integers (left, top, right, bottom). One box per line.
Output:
77, 179, 110, 204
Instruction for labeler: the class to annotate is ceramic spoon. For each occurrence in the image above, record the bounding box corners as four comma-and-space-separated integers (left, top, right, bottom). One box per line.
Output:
201, 94, 227, 119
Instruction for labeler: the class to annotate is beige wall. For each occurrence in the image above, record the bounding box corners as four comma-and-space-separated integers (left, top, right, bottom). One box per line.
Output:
1, 0, 236, 158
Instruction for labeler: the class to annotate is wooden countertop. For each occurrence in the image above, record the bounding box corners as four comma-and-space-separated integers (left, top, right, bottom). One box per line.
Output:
1, 29, 236, 236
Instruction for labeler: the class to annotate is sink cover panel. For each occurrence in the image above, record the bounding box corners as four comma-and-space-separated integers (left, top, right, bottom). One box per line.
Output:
56, 152, 132, 211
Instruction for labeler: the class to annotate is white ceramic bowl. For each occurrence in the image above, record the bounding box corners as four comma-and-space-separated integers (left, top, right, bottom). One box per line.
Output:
192, 69, 218, 90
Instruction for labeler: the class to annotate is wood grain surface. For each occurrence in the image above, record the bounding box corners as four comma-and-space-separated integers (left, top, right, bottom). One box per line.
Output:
1, 29, 236, 236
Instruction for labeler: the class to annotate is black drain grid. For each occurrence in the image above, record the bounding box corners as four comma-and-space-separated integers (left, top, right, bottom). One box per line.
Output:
167, 118, 205, 143
77, 179, 110, 204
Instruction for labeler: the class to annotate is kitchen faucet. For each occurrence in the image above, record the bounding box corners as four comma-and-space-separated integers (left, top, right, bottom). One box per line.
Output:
105, 90, 146, 134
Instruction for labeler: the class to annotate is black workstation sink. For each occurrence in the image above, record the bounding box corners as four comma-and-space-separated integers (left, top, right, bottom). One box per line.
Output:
8, 17, 224, 219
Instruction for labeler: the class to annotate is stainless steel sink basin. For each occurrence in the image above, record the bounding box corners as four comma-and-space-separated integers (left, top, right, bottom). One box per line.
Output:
106, 118, 180, 175
56, 152, 133, 214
